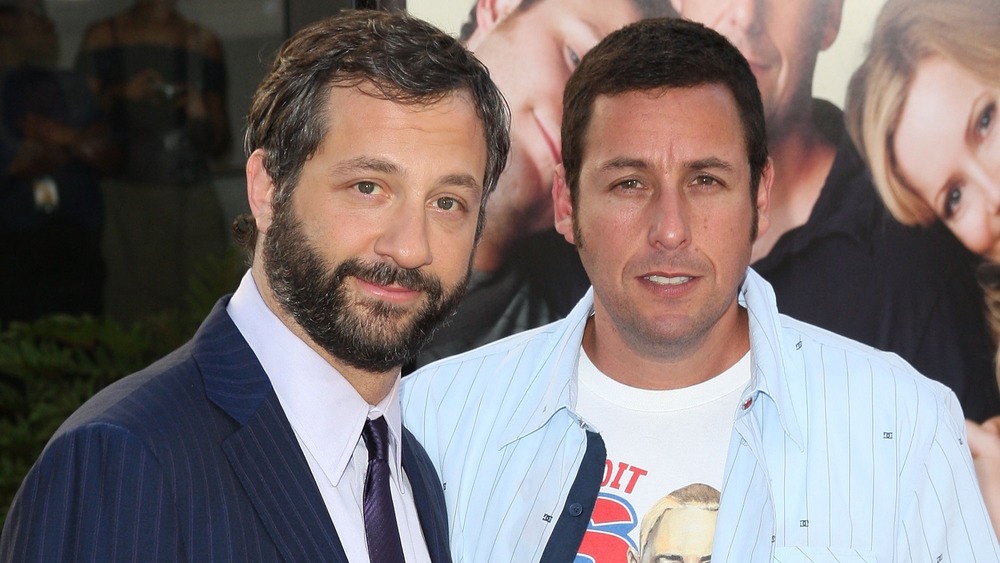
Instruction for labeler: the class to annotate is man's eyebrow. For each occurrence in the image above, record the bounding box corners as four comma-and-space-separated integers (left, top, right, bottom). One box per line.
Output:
440, 173, 483, 194
685, 157, 735, 172
598, 156, 737, 173
332, 157, 482, 194
600, 156, 651, 172
331, 156, 401, 176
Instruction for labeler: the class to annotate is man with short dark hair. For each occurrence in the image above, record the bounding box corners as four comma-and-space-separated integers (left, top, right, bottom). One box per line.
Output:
1, 10, 509, 562
402, 17, 998, 561
410, 0, 677, 369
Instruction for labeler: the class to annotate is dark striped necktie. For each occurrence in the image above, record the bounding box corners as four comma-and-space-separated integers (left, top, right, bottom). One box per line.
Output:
362, 416, 406, 563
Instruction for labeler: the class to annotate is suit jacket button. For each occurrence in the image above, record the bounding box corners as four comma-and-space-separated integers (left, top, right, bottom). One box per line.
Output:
569, 503, 583, 517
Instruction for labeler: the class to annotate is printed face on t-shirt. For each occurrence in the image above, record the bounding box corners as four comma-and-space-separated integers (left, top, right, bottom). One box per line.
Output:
630, 502, 717, 563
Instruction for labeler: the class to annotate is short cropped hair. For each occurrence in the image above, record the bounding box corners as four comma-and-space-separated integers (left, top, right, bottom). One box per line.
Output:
561, 17, 768, 237
235, 9, 510, 252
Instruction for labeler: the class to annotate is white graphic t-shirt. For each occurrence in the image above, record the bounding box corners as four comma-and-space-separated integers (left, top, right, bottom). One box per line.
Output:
574, 348, 750, 563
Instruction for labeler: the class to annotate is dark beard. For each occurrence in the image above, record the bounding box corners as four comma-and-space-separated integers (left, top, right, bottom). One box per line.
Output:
262, 203, 469, 373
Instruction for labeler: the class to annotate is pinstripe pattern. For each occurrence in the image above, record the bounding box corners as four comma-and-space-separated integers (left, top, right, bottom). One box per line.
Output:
1, 298, 453, 563
402, 269, 1000, 562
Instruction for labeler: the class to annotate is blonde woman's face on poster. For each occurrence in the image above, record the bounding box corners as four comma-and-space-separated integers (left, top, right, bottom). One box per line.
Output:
895, 56, 1000, 262
670, 0, 841, 134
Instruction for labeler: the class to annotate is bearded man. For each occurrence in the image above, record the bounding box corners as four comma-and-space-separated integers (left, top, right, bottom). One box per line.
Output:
0, 10, 509, 563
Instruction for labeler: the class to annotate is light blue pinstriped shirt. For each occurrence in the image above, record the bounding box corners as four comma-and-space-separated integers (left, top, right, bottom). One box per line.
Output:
402, 269, 1000, 562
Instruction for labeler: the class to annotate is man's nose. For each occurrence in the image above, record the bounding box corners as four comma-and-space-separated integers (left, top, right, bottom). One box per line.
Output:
722, 0, 764, 36
648, 188, 691, 251
373, 201, 433, 270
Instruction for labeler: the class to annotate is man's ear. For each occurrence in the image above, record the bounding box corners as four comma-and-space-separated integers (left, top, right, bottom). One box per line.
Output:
553, 164, 576, 245
246, 149, 277, 235
466, 0, 523, 50
755, 157, 774, 239
820, 0, 845, 51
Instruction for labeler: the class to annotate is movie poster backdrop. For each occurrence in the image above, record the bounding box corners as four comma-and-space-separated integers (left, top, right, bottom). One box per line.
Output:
405, 0, 1000, 424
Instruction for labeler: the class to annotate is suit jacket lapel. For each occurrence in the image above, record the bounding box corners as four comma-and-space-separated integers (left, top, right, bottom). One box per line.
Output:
223, 396, 348, 563
194, 300, 349, 563
194, 299, 451, 563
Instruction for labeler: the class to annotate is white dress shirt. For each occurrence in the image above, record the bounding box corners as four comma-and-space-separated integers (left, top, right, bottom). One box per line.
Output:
228, 271, 431, 563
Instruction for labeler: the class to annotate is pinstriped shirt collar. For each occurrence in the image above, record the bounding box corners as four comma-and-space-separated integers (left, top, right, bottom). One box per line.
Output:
740, 269, 806, 449
227, 271, 405, 485
498, 288, 595, 447
498, 269, 806, 450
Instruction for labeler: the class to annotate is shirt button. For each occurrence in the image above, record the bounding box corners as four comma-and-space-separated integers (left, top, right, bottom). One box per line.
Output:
568, 503, 583, 517
743, 397, 753, 410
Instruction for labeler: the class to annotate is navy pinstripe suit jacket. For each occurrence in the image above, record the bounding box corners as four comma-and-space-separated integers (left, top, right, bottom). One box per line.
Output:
0, 298, 452, 562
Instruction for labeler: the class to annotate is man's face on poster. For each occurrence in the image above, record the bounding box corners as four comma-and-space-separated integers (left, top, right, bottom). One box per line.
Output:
671, 0, 843, 137
465, 0, 643, 236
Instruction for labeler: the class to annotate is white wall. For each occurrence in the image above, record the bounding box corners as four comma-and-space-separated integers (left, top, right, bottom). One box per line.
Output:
814, 0, 887, 108
409, 0, 468, 36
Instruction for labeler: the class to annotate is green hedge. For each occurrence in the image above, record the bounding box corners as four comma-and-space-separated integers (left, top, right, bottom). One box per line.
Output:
0, 250, 245, 528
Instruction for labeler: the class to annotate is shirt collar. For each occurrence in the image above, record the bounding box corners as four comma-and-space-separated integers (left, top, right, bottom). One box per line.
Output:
739, 269, 806, 449
498, 287, 596, 447
227, 271, 405, 486
496, 271, 806, 450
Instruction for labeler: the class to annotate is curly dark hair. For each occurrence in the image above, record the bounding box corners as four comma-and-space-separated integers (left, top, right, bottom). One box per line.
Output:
235, 9, 511, 256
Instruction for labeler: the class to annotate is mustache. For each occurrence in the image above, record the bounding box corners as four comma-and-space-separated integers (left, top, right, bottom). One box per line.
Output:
335, 258, 443, 297
629, 251, 707, 275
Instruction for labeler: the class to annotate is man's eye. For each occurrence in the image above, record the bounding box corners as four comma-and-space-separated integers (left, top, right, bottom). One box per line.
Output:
615, 179, 641, 191
693, 176, 719, 187
565, 46, 581, 69
435, 197, 458, 211
355, 181, 379, 195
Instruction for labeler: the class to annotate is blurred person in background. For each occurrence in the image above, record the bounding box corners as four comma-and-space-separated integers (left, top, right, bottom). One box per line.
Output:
75, 0, 231, 325
0, 0, 117, 324
846, 0, 1000, 537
